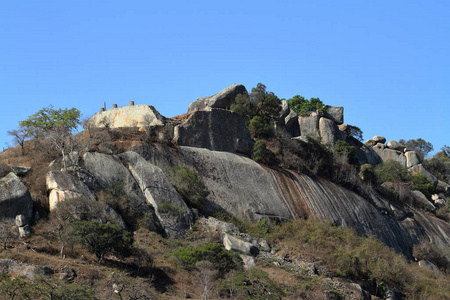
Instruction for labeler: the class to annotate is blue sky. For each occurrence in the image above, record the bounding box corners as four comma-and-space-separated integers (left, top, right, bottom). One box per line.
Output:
1, 1, 448, 155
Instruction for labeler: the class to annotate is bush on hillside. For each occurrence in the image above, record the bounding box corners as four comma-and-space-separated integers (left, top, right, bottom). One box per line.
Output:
167, 166, 209, 209
375, 160, 411, 183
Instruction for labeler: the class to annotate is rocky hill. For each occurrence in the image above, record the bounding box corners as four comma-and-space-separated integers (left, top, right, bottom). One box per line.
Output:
0, 84, 449, 299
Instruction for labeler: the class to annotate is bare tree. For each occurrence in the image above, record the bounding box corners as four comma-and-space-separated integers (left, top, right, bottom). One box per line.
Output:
195, 261, 218, 300
0, 219, 18, 250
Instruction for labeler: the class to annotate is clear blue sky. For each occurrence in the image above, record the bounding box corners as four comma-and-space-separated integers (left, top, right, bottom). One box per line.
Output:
1, 1, 448, 155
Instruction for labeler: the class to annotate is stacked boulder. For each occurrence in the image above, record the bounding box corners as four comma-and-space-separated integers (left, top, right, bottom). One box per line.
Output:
363, 136, 437, 184
283, 105, 345, 146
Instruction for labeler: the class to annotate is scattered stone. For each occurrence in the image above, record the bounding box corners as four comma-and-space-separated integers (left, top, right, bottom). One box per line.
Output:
200, 217, 239, 235
59, 265, 77, 282
9, 166, 31, 176
0, 259, 54, 280
240, 254, 256, 270
223, 233, 259, 256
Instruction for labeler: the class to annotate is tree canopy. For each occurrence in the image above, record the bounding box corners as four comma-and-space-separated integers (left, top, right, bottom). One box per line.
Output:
20, 105, 80, 134
399, 138, 433, 160
287, 95, 326, 116
69, 221, 133, 263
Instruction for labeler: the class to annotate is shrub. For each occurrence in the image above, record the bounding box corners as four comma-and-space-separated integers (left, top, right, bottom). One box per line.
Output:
334, 140, 357, 164
167, 166, 209, 209
411, 173, 435, 198
375, 160, 411, 183
360, 164, 377, 184
173, 243, 241, 276
69, 221, 133, 263
158, 203, 182, 216
248, 115, 273, 138
252, 140, 270, 163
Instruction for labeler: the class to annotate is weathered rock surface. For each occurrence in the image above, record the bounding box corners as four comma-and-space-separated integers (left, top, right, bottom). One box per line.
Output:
324, 105, 344, 124
118, 152, 193, 238
46, 171, 96, 211
199, 217, 239, 235
371, 145, 407, 166
405, 151, 421, 168
298, 112, 320, 138
87, 104, 165, 129
319, 117, 338, 145
174, 109, 254, 155
410, 191, 435, 211
9, 165, 31, 176
0, 259, 54, 280
187, 84, 247, 113
130, 144, 450, 259
0, 173, 33, 221
278, 99, 290, 120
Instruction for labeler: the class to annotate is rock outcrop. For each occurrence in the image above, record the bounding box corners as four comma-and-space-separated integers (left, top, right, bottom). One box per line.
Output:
187, 84, 247, 113
0, 173, 33, 221
174, 109, 254, 155
46, 171, 96, 210
118, 152, 194, 238
130, 143, 450, 259
87, 104, 165, 129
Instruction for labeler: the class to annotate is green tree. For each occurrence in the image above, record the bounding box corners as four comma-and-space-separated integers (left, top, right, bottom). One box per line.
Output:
19, 105, 81, 170
249, 83, 281, 121
248, 116, 273, 138
252, 140, 270, 163
334, 140, 357, 164
287, 95, 326, 116
230, 93, 257, 126
167, 166, 209, 209
69, 221, 133, 263
399, 138, 433, 160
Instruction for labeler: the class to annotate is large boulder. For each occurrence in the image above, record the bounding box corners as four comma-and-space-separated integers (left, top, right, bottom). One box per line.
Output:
278, 100, 290, 120
386, 140, 405, 152
87, 104, 165, 129
373, 136, 386, 144
0, 173, 33, 221
187, 84, 247, 113
46, 171, 96, 211
371, 144, 407, 166
298, 112, 320, 138
174, 109, 254, 155
223, 233, 259, 256
319, 117, 338, 145
118, 151, 193, 238
324, 106, 344, 125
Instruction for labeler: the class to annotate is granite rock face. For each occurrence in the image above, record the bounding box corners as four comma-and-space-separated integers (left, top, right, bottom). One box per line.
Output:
87, 104, 165, 129
0, 173, 33, 221
319, 117, 338, 145
298, 112, 320, 139
130, 144, 450, 260
187, 84, 247, 113
46, 171, 96, 211
174, 109, 254, 155
118, 152, 194, 238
